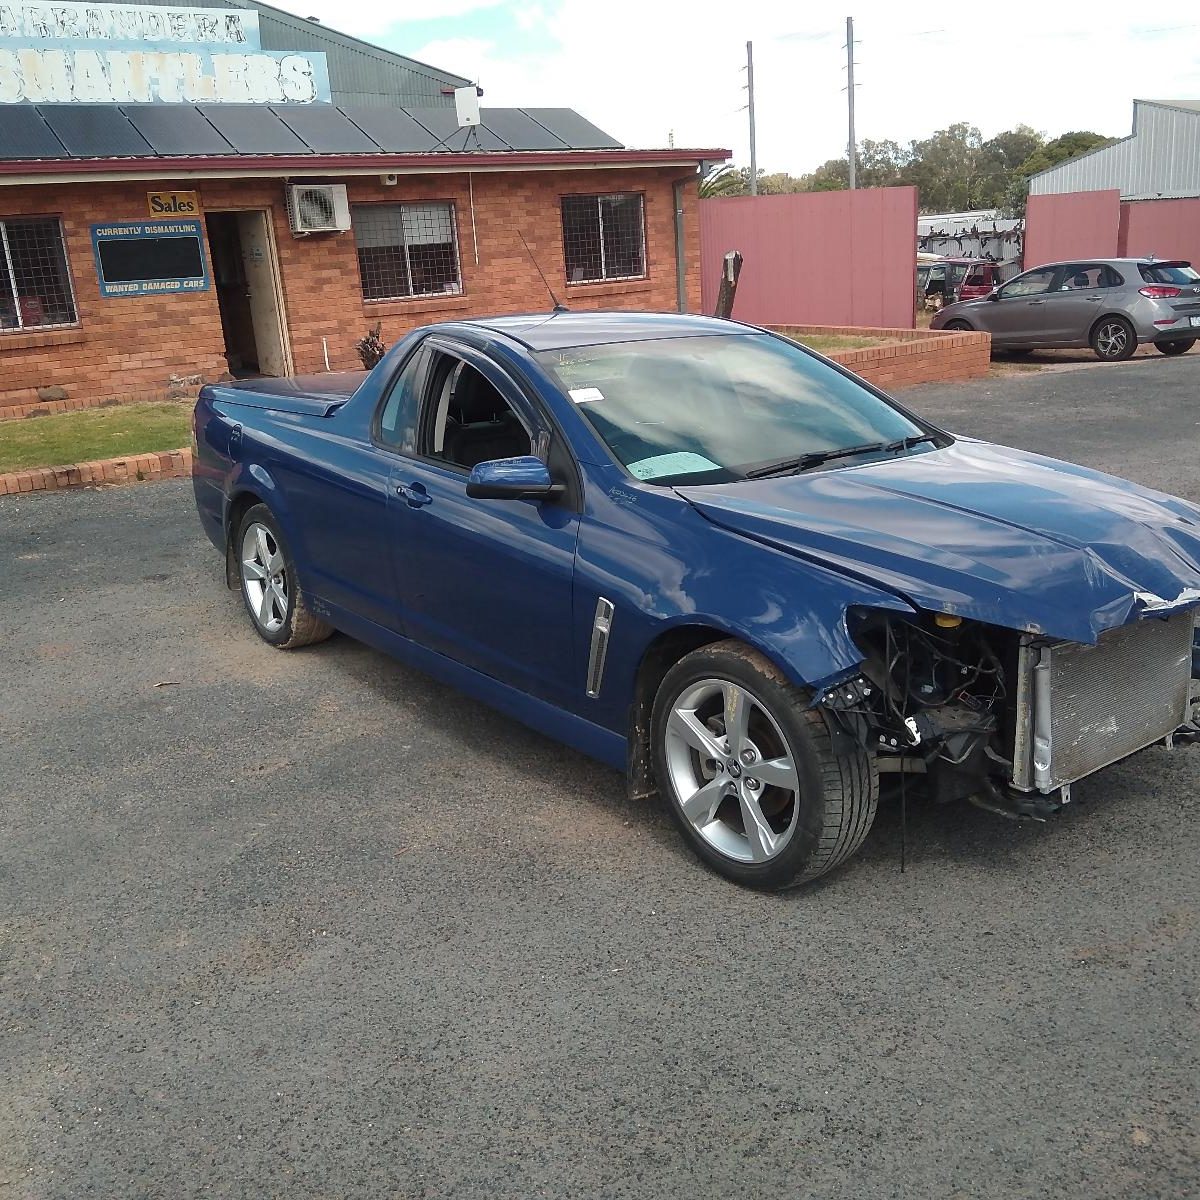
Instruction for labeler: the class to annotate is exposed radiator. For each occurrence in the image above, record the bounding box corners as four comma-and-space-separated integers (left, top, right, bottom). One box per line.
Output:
1012, 609, 1195, 793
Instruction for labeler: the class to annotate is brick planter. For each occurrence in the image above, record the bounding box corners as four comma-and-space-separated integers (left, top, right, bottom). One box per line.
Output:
0, 448, 192, 496
770, 325, 991, 390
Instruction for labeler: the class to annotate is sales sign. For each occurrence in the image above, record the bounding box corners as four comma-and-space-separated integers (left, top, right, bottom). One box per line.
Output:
147, 190, 200, 217
91, 220, 211, 297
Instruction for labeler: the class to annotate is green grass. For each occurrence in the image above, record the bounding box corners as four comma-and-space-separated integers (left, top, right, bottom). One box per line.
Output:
0, 402, 191, 473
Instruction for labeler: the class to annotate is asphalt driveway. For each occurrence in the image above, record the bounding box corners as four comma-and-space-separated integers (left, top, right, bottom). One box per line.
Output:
2, 354, 1197, 1199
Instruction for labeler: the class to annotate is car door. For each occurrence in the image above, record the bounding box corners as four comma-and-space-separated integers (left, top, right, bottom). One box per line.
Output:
1036, 263, 1109, 343
273, 348, 428, 634
982, 266, 1060, 344
383, 337, 582, 707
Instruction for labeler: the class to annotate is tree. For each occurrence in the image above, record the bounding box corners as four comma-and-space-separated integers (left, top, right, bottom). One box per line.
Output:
1005, 131, 1113, 216
903, 122, 985, 212
701, 123, 1113, 217
801, 158, 851, 191
756, 171, 807, 194
856, 138, 909, 188
698, 164, 747, 198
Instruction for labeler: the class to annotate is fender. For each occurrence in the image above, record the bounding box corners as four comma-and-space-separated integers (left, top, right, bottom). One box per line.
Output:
222, 456, 301, 590
573, 465, 917, 738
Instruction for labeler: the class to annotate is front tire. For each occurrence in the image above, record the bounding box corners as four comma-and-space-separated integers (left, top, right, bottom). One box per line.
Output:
1090, 316, 1137, 361
236, 503, 333, 649
1155, 339, 1194, 356
651, 640, 877, 890
943, 319, 972, 331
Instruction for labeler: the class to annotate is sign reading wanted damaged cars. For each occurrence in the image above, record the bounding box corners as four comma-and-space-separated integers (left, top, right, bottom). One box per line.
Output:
90, 220, 211, 297
0, 1, 331, 102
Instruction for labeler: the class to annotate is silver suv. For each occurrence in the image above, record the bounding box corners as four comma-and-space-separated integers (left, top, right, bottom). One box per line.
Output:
931, 257, 1200, 360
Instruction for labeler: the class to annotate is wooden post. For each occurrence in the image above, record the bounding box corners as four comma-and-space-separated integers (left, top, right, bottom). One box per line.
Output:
713, 250, 743, 319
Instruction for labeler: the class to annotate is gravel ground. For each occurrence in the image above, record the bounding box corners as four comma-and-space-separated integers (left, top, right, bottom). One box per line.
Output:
1, 354, 1197, 1199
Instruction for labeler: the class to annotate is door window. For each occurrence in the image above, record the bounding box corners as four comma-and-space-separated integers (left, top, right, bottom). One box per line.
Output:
1058, 265, 1102, 291
964, 265, 991, 287
375, 347, 427, 453
1000, 268, 1056, 298
421, 355, 533, 471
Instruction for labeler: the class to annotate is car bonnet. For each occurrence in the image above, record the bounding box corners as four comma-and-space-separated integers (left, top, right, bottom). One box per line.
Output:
675, 439, 1200, 644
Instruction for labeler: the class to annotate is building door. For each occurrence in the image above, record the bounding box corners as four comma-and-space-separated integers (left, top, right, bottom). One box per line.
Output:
205, 210, 291, 378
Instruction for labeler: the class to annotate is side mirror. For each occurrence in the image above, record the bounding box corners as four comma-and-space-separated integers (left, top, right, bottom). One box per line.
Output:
466, 455, 560, 501
986, 289, 1001, 301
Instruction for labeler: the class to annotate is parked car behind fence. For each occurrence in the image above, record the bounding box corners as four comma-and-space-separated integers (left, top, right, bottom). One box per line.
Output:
931, 257, 1200, 360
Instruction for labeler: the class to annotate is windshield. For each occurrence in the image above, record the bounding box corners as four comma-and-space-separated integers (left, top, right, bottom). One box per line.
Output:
1140, 262, 1199, 285
537, 333, 930, 485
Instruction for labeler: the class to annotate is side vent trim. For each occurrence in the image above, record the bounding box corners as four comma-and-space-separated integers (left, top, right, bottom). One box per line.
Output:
586, 597, 615, 698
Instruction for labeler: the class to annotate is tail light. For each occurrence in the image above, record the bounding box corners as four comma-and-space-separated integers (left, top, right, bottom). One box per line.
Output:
1139, 285, 1181, 298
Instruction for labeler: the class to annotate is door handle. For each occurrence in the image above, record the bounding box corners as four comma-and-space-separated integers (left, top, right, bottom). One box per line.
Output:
1028, 299, 1045, 305
396, 482, 432, 508
1086, 295, 1103, 302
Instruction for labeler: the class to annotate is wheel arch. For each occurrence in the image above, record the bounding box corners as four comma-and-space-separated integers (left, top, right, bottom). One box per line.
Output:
1088, 311, 1136, 341
625, 622, 813, 803
224, 488, 265, 588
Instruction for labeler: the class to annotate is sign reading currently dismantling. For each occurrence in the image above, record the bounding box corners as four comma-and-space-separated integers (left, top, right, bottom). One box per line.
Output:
0, 2, 331, 102
90, 220, 210, 296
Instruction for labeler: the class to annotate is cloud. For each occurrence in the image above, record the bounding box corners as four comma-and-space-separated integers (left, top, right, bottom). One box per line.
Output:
292, 0, 505, 38
302, 0, 1199, 174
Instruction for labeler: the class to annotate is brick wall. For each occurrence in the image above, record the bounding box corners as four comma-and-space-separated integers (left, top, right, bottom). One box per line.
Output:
0, 166, 701, 412
769, 325, 992, 390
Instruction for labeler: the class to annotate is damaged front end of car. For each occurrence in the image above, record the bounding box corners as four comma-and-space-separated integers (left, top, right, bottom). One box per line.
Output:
818, 605, 1200, 820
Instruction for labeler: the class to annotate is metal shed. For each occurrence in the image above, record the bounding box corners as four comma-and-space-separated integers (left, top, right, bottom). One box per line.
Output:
1029, 100, 1200, 201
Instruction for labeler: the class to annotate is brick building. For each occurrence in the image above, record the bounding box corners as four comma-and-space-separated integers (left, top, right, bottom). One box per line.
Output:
0, 4, 725, 414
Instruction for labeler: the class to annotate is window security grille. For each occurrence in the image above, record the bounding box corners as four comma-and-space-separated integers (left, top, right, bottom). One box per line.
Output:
0, 217, 77, 331
353, 202, 462, 301
561, 194, 645, 283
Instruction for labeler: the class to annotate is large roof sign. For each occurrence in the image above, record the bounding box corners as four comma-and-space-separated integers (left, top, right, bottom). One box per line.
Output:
0, 1, 332, 102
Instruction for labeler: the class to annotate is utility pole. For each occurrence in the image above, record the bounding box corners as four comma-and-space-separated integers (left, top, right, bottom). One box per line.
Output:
745, 40, 758, 195
845, 16, 857, 190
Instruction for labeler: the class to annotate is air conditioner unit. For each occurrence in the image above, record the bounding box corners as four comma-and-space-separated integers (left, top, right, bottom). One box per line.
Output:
286, 183, 351, 235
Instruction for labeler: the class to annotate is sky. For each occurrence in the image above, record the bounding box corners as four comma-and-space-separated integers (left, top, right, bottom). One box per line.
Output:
293, 0, 1200, 174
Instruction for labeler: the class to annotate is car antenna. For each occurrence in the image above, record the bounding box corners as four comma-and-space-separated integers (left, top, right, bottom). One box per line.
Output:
518, 231, 569, 314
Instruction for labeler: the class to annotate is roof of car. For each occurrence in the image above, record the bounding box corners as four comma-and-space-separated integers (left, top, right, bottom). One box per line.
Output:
454, 311, 754, 351
1036, 257, 1184, 268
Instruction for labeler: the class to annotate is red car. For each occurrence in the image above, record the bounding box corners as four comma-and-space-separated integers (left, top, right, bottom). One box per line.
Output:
919, 258, 1002, 305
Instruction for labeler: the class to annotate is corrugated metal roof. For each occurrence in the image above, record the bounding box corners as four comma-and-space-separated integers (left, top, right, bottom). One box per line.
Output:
133, 0, 470, 106
1029, 100, 1200, 200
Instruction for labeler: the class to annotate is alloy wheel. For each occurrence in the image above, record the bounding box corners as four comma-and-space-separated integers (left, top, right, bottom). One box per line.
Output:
241, 521, 288, 634
1095, 321, 1130, 359
663, 677, 801, 863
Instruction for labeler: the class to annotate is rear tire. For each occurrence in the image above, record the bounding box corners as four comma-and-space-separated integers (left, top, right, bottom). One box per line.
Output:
651, 639, 877, 890
1155, 339, 1194, 356
1090, 316, 1137, 361
236, 503, 333, 649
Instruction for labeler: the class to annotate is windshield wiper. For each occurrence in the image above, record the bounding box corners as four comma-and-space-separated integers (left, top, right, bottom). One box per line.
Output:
744, 434, 942, 479
883, 433, 939, 453
744, 441, 893, 479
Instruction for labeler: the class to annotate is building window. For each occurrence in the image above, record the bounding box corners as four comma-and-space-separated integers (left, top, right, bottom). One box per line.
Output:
353, 203, 462, 301
0, 216, 77, 331
561, 193, 645, 284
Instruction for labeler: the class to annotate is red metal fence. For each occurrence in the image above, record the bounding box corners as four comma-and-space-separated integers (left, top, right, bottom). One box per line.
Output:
1023, 190, 1122, 265
1121, 198, 1200, 269
1024, 191, 1200, 270
699, 187, 918, 329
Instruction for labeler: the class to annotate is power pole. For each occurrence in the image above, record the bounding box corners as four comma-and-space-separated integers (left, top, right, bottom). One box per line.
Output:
745, 40, 758, 195
845, 16, 857, 190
